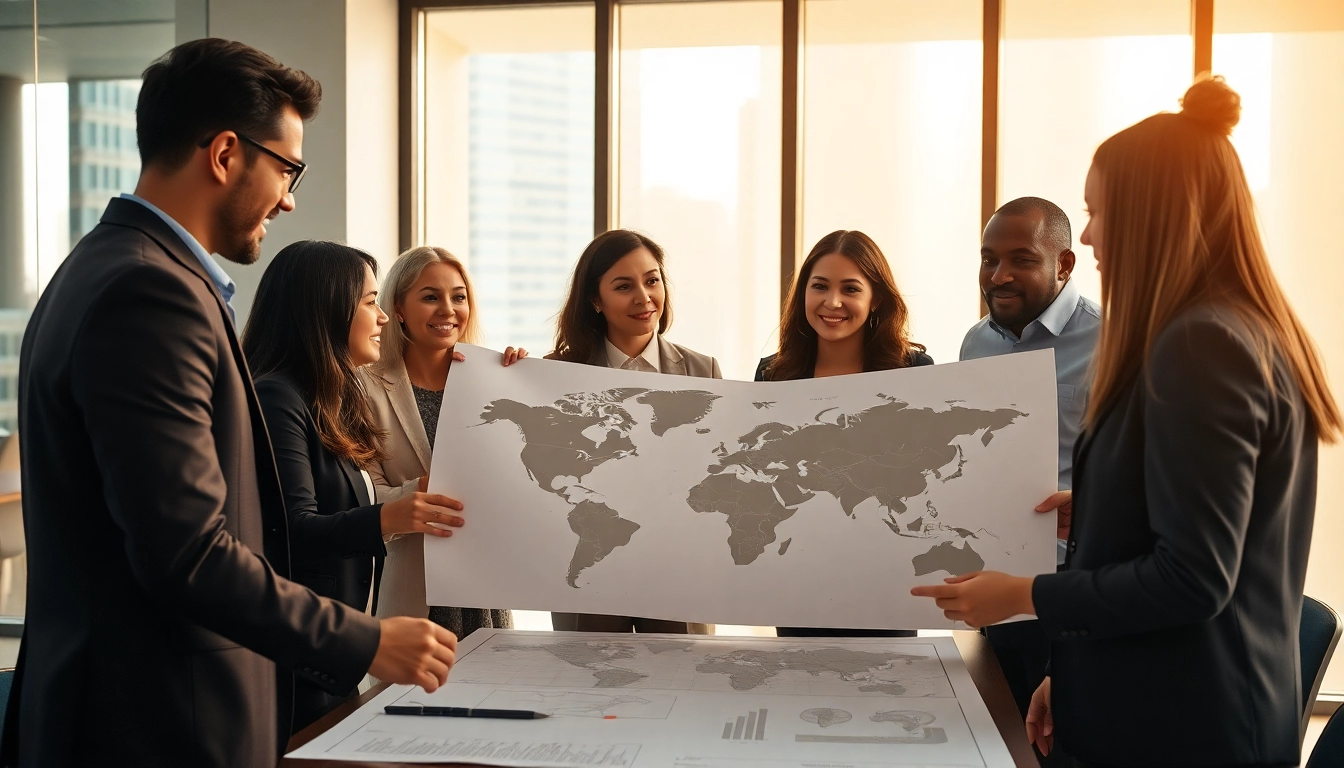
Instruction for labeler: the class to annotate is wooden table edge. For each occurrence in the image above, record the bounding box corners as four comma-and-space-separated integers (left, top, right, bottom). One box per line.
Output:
282, 630, 1039, 768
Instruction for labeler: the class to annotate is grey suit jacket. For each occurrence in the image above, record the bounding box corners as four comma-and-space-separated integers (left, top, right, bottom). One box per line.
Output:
1033, 304, 1317, 768
5, 198, 380, 768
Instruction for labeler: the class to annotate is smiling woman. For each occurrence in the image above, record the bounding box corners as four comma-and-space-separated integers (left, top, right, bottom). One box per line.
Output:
757, 229, 931, 639
361, 245, 524, 641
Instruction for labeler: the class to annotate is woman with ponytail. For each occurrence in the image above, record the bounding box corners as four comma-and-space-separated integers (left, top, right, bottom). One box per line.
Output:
913, 77, 1340, 767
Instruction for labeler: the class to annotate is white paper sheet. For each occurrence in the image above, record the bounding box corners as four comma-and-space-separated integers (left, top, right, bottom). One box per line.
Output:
286, 629, 1017, 767
425, 346, 1057, 629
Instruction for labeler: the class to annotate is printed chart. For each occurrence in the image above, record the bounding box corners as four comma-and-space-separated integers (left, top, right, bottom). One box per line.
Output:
286, 629, 1016, 767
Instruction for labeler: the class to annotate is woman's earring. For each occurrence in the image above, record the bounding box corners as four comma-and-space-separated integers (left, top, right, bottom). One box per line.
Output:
869, 313, 879, 329
595, 306, 602, 313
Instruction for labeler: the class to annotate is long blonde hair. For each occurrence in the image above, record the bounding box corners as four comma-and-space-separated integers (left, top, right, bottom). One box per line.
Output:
1086, 76, 1341, 442
373, 246, 482, 374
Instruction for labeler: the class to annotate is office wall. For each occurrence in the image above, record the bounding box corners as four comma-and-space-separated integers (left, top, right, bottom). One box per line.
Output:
207, 0, 399, 322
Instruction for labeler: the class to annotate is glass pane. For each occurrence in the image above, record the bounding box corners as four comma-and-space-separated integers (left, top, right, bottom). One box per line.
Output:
1213, 0, 1344, 694
0, 2, 35, 660
802, 0, 982, 365
1000, 0, 1193, 307
1, 0, 189, 635
422, 5, 595, 355
616, 0, 782, 381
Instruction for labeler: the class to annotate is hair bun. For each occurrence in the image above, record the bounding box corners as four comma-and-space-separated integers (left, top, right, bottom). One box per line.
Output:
1179, 75, 1241, 136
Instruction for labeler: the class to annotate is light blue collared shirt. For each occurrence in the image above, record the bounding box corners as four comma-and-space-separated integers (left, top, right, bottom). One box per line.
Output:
960, 278, 1100, 490
960, 279, 1100, 565
118, 193, 237, 322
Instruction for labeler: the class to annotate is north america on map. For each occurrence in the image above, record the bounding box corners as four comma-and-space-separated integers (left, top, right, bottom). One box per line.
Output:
478, 387, 1027, 586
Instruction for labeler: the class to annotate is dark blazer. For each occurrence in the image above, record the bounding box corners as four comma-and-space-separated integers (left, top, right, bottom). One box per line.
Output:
6, 198, 381, 768
754, 349, 935, 381
255, 373, 387, 730
1033, 304, 1316, 768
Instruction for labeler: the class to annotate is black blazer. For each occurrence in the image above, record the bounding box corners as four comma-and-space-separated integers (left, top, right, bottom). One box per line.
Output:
6, 198, 380, 767
754, 349, 935, 381
1033, 304, 1316, 768
254, 374, 386, 611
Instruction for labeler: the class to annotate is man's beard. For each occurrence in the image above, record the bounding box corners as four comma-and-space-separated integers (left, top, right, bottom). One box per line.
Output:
214, 178, 267, 265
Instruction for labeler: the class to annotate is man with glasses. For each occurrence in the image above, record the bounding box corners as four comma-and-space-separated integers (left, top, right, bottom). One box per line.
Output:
7, 39, 458, 768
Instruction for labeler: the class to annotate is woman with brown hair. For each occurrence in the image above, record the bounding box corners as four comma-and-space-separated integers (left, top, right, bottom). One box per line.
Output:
548, 228, 718, 634
913, 77, 1340, 768
758, 229, 931, 383
362, 246, 523, 637
243, 240, 466, 730
758, 229, 931, 638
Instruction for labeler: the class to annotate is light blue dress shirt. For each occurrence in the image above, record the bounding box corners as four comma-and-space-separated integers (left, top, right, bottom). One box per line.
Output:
118, 193, 237, 322
960, 278, 1100, 491
961, 279, 1100, 565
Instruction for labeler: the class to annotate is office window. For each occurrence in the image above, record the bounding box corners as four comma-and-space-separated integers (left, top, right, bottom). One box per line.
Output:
1000, 0, 1194, 306
616, 0, 782, 381
1213, 0, 1344, 695
421, 5, 595, 355
802, 0, 982, 364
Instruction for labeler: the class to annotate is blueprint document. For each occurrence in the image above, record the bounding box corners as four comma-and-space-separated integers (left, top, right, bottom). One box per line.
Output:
426, 346, 1057, 629
285, 629, 1016, 767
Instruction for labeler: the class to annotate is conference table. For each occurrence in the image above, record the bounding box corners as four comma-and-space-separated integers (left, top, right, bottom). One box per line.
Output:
282, 629, 1040, 768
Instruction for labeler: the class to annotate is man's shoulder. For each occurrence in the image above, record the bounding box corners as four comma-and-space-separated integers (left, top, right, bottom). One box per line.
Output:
958, 315, 998, 360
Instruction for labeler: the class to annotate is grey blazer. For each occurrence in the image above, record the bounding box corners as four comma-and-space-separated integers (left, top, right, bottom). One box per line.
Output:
1033, 304, 1317, 768
588, 336, 723, 378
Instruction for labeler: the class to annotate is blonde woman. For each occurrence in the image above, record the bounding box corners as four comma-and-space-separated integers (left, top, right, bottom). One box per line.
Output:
913, 78, 1341, 768
363, 246, 525, 637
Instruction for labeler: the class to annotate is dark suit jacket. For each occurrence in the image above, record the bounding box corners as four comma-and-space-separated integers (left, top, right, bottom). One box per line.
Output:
6, 198, 381, 767
753, 349, 935, 381
1033, 304, 1316, 768
255, 373, 387, 730
254, 374, 386, 611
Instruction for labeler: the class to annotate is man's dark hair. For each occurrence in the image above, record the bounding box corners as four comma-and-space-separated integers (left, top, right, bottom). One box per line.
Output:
137, 38, 322, 170
995, 196, 1072, 256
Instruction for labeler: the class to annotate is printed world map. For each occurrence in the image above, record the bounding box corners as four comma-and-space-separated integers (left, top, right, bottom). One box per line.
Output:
479, 387, 1027, 587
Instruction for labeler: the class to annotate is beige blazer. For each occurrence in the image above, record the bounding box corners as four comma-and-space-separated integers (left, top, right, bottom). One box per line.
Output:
588, 336, 723, 378
360, 364, 433, 619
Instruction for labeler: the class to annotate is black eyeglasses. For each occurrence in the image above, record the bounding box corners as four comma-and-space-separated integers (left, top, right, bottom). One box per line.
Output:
199, 132, 308, 193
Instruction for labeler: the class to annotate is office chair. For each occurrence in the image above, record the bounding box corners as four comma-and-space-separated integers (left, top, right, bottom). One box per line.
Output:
1306, 703, 1344, 768
0, 667, 12, 741
1301, 596, 1342, 746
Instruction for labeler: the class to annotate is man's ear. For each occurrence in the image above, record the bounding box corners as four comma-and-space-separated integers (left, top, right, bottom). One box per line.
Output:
1057, 249, 1076, 281
204, 131, 244, 187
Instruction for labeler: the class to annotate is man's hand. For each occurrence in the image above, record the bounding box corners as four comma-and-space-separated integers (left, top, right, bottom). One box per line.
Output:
1025, 677, 1054, 756
909, 571, 1035, 628
368, 617, 457, 692
1036, 490, 1072, 540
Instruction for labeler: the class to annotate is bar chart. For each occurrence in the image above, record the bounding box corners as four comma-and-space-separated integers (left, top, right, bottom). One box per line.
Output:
720, 708, 768, 741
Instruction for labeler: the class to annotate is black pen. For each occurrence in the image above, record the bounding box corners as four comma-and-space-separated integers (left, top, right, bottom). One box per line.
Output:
384, 705, 549, 719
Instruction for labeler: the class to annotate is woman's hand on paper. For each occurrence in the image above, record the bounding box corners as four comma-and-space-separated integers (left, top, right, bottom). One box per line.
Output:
502, 346, 529, 366
1036, 490, 1072, 540
909, 571, 1035, 629
380, 491, 464, 538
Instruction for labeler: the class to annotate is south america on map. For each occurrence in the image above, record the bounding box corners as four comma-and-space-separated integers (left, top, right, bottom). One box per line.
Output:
426, 346, 1058, 629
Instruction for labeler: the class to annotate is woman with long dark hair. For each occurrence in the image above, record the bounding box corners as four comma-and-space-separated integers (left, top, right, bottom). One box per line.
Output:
243, 240, 467, 730
913, 78, 1341, 768
548, 229, 717, 634
758, 229, 931, 639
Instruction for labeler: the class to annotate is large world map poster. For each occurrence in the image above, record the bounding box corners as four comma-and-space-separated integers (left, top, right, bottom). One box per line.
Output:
425, 346, 1058, 629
